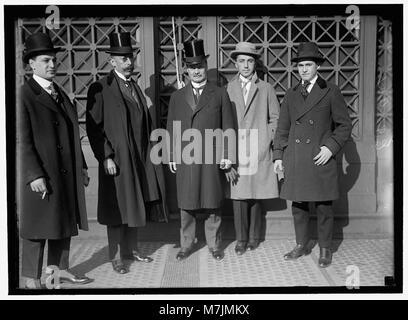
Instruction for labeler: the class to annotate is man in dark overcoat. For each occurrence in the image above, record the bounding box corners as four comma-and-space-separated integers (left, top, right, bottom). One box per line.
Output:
86, 32, 168, 274
166, 39, 236, 261
273, 42, 352, 267
18, 32, 93, 288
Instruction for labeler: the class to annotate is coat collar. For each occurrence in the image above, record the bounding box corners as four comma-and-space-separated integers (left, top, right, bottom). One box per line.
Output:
183, 81, 216, 117
230, 72, 260, 118
294, 76, 329, 120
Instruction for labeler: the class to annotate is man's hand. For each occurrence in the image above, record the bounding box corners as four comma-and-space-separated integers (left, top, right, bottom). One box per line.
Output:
169, 161, 177, 174
220, 159, 232, 170
313, 146, 333, 166
83, 168, 90, 187
273, 160, 283, 174
30, 177, 48, 194
225, 167, 239, 184
104, 158, 117, 175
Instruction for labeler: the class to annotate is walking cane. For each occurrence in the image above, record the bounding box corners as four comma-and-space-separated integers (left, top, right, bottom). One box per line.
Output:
172, 17, 185, 89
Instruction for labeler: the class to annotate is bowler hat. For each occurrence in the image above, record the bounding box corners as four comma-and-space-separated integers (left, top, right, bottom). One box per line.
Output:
291, 42, 325, 64
106, 32, 135, 55
230, 42, 261, 61
183, 39, 209, 66
22, 32, 61, 64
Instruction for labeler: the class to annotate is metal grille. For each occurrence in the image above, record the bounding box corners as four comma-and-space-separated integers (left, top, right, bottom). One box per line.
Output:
376, 17, 393, 149
156, 16, 204, 127
217, 16, 361, 138
17, 17, 142, 136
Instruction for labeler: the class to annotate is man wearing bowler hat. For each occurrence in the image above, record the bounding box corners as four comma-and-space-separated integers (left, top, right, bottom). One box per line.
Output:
226, 42, 280, 255
18, 32, 93, 288
166, 39, 236, 261
273, 42, 352, 267
86, 32, 168, 274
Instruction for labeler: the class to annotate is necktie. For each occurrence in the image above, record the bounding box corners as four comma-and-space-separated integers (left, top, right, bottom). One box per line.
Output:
301, 80, 311, 99
193, 87, 201, 105
47, 83, 60, 103
125, 79, 140, 110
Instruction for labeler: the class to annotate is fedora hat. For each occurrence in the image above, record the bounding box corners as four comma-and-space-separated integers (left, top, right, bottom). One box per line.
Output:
22, 32, 61, 64
230, 42, 261, 60
183, 39, 209, 66
291, 42, 325, 63
105, 32, 135, 55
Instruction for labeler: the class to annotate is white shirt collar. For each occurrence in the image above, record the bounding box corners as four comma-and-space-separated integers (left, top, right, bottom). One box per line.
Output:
191, 80, 207, 89
114, 69, 131, 82
33, 74, 52, 89
303, 74, 318, 86
239, 73, 254, 84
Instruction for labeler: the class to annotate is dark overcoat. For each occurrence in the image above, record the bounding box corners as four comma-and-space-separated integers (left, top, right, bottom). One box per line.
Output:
226, 73, 280, 199
166, 82, 235, 210
86, 70, 168, 227
18, 77, 88, 239
273, 76, 352, 201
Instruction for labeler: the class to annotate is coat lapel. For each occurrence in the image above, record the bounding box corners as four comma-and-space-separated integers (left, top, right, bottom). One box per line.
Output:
107, 71, 126, 108
229, 76, 246, 121
243, 77, 259, 117
183, 83, 197, 112
28, 77, 61, 114
295, 76, 329, 120
193, 83, 214, 117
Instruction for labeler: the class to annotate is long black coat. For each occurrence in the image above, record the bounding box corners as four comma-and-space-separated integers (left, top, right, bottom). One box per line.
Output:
18, 78, 88, 239
86, 71, 168, 227
166, 82, 235, 210
273, 77, 352, 201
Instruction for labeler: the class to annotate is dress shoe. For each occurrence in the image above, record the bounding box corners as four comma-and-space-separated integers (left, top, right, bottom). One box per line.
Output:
24, 278, 44, 289
234, 241, 247, 255
318, 247, 332, 268
283, 244, 311, 260
210, 249, 224, 261
60, 275, 94, 284
247, 241, 259, 251
176, 247, 193, 261
111, 261, 129, 274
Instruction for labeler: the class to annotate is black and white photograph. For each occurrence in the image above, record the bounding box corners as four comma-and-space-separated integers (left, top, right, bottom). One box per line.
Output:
1, 1, 403, 299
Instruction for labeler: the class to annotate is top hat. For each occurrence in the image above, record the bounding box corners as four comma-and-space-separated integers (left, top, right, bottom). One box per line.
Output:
183, 39, 209, 66
291, 42, 325, 63
105, 32, 135, 55
230, 42, 261, 61
22, 32, 61, 64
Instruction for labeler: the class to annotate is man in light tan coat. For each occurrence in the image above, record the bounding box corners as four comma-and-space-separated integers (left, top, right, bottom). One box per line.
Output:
226, 42, 280, 255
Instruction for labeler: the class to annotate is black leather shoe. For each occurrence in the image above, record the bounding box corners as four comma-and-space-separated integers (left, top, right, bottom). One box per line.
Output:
318, 247, 332, 268
235, 241, 247, 255
111, 261, 129, 274
176, 248, 193, 261
284, 244, 311, 260
247, 241, 259, 251
211, 249, 224, 261
24, 279, 45, 289
60, 275, 94, 284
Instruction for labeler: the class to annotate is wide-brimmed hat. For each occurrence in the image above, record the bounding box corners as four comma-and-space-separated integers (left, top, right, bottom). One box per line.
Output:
183, 39, 209, 66
22, 32, 61, 64
105, 32, 135, 55
291, 42, 325, 63
230, 42, 261, 60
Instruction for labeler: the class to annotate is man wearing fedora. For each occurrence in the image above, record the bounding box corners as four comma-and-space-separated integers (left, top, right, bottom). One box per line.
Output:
273, 42, 352, 267
86, 32, 168, 274
166, 39, 235, 261
18, 32, 93, 288
226, 42, 280, 255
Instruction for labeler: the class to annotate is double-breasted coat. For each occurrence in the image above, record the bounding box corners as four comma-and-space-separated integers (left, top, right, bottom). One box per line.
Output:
226, 73, 280, 199
273, 76, 352, 201
86, 70, 168, 227
18, 77, 88, 239
166, 82, 235, 210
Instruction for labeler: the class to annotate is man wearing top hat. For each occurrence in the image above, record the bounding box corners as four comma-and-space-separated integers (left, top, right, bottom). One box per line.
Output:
86, 32, 168, 274
18, 32, 93, 288
273, 42, 352, 267
166, 39, 236, 261
226, 42, 280, 255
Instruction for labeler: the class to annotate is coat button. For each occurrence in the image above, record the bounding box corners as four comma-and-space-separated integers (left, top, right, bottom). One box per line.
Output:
306, 139, 311, 144
54, 121, 59, 126
57, 145, 63, 150
295, 120, 300, 125
61, 169, 68, 174
309, 119, 314, 125
295, 139, 300, 144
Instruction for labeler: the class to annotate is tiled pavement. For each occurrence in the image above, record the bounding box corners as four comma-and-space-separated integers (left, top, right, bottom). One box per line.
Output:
18, 236, 394, 289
